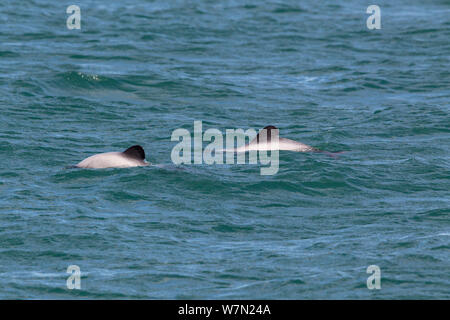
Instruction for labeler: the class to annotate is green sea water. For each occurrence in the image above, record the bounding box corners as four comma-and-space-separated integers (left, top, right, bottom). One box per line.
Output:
0, 0, 449, 299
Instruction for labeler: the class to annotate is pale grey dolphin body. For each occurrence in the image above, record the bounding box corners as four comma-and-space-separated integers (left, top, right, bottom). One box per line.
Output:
75, 145, 149, 168
225, 126, 340, 156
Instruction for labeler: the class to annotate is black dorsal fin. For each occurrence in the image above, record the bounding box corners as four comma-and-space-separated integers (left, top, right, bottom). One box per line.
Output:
256, 125, 278, 143
123, 145, 145, 160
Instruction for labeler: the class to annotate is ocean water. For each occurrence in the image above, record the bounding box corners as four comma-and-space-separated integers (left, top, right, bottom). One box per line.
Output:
0, 0, 449, 299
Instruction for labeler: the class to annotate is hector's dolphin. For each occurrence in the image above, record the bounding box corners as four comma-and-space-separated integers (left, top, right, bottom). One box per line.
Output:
226, 126, 342, 157
74, 145, 149, 168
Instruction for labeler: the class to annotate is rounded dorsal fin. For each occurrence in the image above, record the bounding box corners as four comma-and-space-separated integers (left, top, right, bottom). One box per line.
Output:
123, 145, 145, 160
256, 125, 278, 143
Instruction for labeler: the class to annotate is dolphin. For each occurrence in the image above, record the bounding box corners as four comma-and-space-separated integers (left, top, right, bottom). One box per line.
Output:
225, 126, 342, 157
74, 145, 149, 168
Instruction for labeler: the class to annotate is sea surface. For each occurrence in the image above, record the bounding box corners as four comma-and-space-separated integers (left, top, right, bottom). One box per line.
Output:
0, 0, 449, 299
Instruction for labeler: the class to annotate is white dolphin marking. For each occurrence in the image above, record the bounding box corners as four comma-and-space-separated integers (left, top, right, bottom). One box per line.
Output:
75, 145, 149, 169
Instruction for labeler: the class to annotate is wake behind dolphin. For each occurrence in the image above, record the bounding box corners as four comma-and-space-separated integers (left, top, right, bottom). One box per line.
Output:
74, 145, 149, 169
